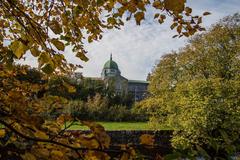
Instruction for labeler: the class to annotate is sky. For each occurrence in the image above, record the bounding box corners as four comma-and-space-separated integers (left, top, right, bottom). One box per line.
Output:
19, 0, 240, 80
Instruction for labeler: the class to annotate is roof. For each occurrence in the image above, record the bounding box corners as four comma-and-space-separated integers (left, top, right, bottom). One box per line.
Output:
103, 54, 119, 70
128, 80, 149, 84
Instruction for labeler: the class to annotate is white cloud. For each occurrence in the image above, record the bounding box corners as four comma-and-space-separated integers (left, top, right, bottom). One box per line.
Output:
19, 0, 240, 80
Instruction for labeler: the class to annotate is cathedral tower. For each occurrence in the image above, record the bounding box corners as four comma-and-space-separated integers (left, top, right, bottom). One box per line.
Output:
101, 54, 121, 79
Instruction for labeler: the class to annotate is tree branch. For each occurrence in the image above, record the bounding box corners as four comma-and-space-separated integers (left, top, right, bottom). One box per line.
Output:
0, 119, 129, 155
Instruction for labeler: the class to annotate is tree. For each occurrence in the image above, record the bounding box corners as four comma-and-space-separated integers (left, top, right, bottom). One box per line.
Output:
142, 13, 240, 158
0, 0, 209, 159
0, 0, 209, 73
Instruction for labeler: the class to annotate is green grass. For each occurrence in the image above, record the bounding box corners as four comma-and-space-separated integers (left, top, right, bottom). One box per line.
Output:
1, 121, 171, 131
65, 121, 170, 131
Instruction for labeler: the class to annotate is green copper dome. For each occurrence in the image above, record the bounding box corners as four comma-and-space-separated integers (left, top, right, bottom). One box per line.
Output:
103, 54, 119, 70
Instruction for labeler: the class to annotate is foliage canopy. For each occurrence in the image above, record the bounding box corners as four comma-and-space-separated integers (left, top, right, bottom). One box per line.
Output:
0, 0, 209, 73
0, 0, 210, 159
140, 13, 240, 159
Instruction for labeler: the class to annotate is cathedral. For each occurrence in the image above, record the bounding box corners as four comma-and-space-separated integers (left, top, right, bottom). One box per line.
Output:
72, 54, 149, 101
100, 54, 149, 101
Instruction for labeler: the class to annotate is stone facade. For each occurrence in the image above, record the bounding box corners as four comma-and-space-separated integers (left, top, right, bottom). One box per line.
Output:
100, 54, 149, 101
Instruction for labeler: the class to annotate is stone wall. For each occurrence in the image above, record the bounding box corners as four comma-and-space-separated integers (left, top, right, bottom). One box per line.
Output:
106, 130, 172, 146
70, 130, 173, 157
70, 130, 172, 146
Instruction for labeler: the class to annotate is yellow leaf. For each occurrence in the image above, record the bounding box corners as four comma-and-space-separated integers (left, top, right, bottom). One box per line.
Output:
78, 136, 100, 149
34, 130, 49, 139
10, 40, 28, 59
21, 153, 36, 160
177, 25, 182, 34
153, 1, 162, 9
63, 82, 76, 93
121, 153, 129, 160
85, 151, 110, 160
51, 38, 65, 51
33, 148, 49, 157
0, 129, 6, 138
164, 0, 185, 13
51, 150, 64, 157
38, 52, 51, 65
76, 52, 89, 62
139, 134, 155, 145
41, 63, 54, 74
49, 20, 62, 34
134, 12, 145, 25
128, 4, 137, 13
30, 46, 40, 57
170, 23, 178, 30
82, 121, 111, 148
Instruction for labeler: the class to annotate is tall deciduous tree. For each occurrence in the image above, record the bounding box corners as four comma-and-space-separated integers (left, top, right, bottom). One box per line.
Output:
141, 13, 240, 158
0, 0, 209, 73
0, 0, 209, 159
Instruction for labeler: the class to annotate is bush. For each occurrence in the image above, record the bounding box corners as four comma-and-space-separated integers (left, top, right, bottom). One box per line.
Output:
170, 79, 240, 158
106, 105, 132, 121
64, 94, 148, 122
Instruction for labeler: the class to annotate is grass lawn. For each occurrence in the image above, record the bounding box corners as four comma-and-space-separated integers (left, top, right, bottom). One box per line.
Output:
1, 122, 171, 130
65, 121, 171, 131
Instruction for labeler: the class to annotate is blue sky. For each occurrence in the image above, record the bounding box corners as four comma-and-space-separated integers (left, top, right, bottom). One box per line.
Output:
19, 0, 240, 80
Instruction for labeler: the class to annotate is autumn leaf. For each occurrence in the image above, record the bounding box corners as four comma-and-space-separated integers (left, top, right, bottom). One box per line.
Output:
77, 136, 100, 149
41, 63, 54, 74
121, 153, 130, 160
153, 1, 162, 9
63, 82, 76, 93
84, 151, 111, 160
51, 39, 65, 51
10, 40, 28, 59
0, 129, 6, 138
154, 13, 160, 19
21, 153, 36, 160
34, 130, 49, 139
30, 46, 40, 57
76, 52, 89, 62
203, 12, 211, 16
170, 23, 178, 30
49, 20, 63, 34
164, 0, 185, 13
185, 7, 192, 14
51, 150, 64, 157
134, 12, 145, 25
82, 121, 111, 148
177, 25, 183, 34
139, 134, 155, 146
